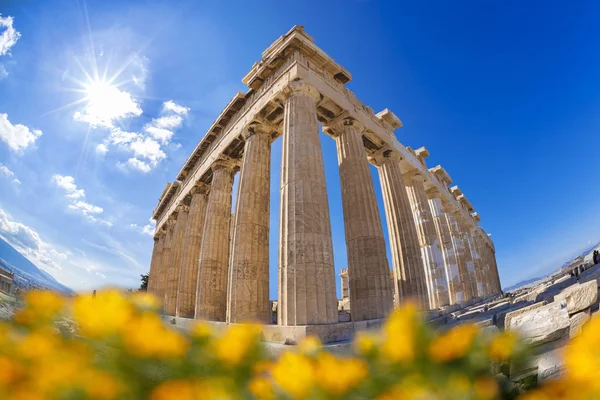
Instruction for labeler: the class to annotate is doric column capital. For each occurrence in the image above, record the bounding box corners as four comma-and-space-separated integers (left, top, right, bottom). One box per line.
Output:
176, 204, 190, 214
425, 186, 442, 200
323, 112, 365, 137
370, 148, 403, 167
402, 168, 423, 185
242, 123, 273, 140
282, 79, 320, 103
190, 182, 209, 196
471, 212, 481, 222
166, 217, 177, 229
211, 157, 237, 173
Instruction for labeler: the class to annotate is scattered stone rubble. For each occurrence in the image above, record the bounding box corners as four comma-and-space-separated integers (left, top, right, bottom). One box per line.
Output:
440, 262, 600, 390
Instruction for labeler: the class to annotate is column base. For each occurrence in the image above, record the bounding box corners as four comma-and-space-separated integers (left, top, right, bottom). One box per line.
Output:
162, 316, 384, 344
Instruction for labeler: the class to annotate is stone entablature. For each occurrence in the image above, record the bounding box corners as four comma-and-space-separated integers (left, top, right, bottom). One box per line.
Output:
147, 26, 502, 342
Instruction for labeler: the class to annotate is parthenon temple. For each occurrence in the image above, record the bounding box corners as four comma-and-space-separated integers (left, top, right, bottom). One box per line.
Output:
147, 26, 501, 343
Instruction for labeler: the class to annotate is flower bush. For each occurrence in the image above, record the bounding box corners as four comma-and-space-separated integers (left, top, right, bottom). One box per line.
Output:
0, 289, 597, 399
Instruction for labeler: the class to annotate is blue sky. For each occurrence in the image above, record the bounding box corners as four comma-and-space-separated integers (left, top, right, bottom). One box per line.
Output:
1, 0, 599, 294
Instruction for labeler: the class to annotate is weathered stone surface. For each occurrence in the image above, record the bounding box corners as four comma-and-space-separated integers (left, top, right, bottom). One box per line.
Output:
503, 301, 547, 330
555, 280, 598, 315
537, 347, 566, 383
569, 308, 591, 338
512, 291, 537, 304
376, 153, 429, 309
510, 336, 568, 383
330, 117, 393, 320
278, 80, 337, 326
507, 301, 570, 345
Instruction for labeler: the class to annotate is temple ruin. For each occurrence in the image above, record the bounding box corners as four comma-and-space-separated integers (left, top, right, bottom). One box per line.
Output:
147, 26, 502, 343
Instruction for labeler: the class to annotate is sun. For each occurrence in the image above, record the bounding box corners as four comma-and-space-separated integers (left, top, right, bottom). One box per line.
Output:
76, 79, 142, 128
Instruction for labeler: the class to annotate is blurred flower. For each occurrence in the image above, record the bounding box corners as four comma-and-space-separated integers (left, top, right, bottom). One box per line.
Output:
73, 289, 133, 338
272, 352, 314, 398
122, 313, 188, 358
214, 323, 261, 365
488, 331, 518, 361
297, 336, 321, 355
429, 324, 478, 362
314, 352, 367, 396
382, 303, 418, 362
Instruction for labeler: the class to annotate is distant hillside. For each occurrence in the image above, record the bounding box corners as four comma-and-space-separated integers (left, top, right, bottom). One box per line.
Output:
503, 276, 544, 292
0, 237, 73, 294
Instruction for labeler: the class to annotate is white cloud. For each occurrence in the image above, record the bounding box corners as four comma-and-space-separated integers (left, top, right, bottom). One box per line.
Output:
0, 208, 66, 275
0, 15, 21, 56
163, 100, 190, 116
51, 174, 85, 199
95, 143, 108, 155
0, 163, 20, 184
130, 219, 155, 236
52, 174, 111, 226
0, 64, 7, 80
119, 158, 151, 173
74, 84, 142, 128
0, 113, 42, 153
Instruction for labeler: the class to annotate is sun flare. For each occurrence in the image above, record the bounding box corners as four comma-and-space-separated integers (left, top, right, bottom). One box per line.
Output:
76, 79, 142, 128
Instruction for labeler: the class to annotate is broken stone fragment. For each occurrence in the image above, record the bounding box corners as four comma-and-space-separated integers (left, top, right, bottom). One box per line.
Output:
507, 301, 570, 346
554, 280, 598, 315
569, 308, 591, 338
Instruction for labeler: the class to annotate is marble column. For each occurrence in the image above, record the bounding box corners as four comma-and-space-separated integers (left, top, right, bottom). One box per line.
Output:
455, 214, 479, 298
340, 268, 349, 299
475, 232, 493, 297
444, 206, 474, 302
328, 117, 393, 321
376, 151, 428, 309
490, 247, 502, 293
164, 204, 189, 316
466, 226, 485, 297
147, 233, 164, 295
156, 220, 175, 305
427, 188, 464, 304
196, 160, 235, 321
278, 79, 337, 326
404, 171, 449, 309
227, 125, 271, 324
176, 183, 209, 318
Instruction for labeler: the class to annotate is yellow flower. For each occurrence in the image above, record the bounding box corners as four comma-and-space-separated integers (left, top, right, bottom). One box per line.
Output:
381, 303, 417, 362
488, 331, 518, 361
297, 336, 321, 354
429, 324, 478, 362
81, 370, 121, 400
14, 290, 64, 325
73, 289, 133, 338
17, 330, 59, 360
252, 360, 273, 375
150, 380, 197, 400
564, 315, 600, 386
271, 352, 314, 398
214, 323, 261, 365
191, 321, 214, 339
0, 356, 23, 386
122, 313, 188, 358
130, 291, 160, 310
249, 377, 274, 400
354, 332, 377, 356
473, 376, 498, 400
314, 353, 367, 396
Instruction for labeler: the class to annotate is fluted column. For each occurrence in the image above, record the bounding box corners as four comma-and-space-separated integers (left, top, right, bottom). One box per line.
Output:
427, 189, 464, 304
227, 125, 271, 324
327, 117, 393, 321
405, 172, 449, 309
164, 205, 189, 316
196, 160, 235, 321
176, 183, 209, 318
455, 214, 479, 298
466, 226, 485, 297
340, 269, 349, 299
156, 220, 175, 305
147, 233, 164, 295
444, 206, 474, 302
375, 151, 428, 309
490, 246, 502, 293
278, 79, 337, 326
476, 233, 493, 296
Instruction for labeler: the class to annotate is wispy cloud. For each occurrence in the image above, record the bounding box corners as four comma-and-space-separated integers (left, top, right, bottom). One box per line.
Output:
0, 113, 42, 153
100, 100, 189, 173
0, 163, 20, 184
130, 219, 155, 236
51, 174, 112, 226
0, 15, 21, 56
